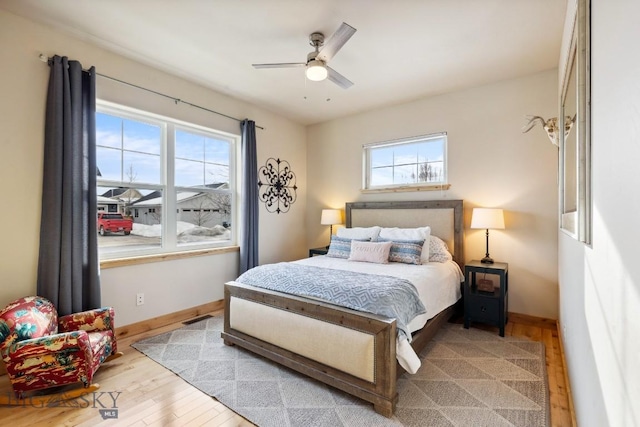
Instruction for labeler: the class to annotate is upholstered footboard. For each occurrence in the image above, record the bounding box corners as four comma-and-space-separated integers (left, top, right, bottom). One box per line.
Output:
222, 281, 399, 417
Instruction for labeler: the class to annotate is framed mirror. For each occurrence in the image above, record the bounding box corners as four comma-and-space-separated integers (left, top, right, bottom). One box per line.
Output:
560, 0, 591, 244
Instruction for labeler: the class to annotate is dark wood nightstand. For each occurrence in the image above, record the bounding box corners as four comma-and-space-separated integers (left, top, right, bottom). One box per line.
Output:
464, 260, 509, 336
308, 247, 328, 257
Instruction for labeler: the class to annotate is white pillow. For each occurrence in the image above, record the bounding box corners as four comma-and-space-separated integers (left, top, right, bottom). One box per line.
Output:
337, 226, 381, 241
378, 226, 431, 264
429, 235, 453, 263
348, 241, 392, 264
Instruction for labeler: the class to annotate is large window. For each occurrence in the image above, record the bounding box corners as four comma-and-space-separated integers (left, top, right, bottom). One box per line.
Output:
96, 102, 237, 258
363, 133, 448, 190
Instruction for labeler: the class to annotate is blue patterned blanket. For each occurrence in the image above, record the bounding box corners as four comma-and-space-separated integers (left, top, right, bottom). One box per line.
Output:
236, 263, 426, 342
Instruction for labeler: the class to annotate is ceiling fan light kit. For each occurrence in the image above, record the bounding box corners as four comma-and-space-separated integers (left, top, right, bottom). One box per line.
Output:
252, 22, 356, 89
305, 59, 327, 81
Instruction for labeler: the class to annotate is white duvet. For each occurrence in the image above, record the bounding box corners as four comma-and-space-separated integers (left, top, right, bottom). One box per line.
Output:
293, 256, 464, 373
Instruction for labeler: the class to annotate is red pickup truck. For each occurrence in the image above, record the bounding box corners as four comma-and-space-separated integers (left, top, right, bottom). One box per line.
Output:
97, 213, 133, 236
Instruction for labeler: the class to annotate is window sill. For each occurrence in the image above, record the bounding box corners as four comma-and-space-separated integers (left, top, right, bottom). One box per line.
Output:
100, 245, 240, 269
361, 184, 451, 194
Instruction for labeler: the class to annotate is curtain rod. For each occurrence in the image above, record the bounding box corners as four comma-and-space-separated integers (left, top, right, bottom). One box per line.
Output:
39, 54, 264, 130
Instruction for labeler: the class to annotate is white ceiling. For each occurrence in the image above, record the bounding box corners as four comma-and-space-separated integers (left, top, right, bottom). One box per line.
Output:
1, 0, 567, 125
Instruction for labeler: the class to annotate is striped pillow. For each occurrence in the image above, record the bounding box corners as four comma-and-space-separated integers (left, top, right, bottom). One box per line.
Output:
378, 238, 424, 265
378, 226, 431, 263
326, 235, 370, 259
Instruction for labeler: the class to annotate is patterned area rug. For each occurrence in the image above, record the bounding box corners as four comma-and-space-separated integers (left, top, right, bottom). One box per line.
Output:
132, 316, 549, 426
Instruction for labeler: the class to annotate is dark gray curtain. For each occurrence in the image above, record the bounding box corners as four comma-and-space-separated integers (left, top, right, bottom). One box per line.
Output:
239, 119, 258, 273
37, 55, 100, 316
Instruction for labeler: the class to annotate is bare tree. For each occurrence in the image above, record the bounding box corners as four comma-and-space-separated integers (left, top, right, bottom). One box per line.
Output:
126, 163, 137, 182
418, 162, 432, 182
418, 161, 444, 182
191, 196, 216, 227
149, 208, 161, 225
122, 164, 138, 217
188, 192, 231, 227
209, 192, 231, 219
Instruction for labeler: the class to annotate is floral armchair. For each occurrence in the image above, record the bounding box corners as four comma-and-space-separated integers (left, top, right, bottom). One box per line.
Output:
0, 296, 121, 399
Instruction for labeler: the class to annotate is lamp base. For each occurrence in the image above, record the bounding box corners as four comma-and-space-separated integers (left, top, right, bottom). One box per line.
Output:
480, 256, 494, 264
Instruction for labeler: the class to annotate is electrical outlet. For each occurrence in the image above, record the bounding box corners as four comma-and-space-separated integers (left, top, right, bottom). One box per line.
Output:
136, 293, 144, 306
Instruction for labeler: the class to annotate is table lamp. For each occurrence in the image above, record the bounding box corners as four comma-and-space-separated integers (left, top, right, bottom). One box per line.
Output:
321, 209, 342, 248
470, 208, 505, 264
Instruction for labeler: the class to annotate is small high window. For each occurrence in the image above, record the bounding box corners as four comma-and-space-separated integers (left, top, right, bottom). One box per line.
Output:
363, 133, 448, 191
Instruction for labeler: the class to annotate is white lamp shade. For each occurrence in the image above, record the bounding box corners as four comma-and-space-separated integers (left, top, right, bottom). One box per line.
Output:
320, 209, 342, 225
470, 208, 505, 230
306, 60, 328, 81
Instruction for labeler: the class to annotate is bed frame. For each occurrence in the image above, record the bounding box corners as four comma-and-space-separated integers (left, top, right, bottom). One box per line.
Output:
222, 200, 464, 417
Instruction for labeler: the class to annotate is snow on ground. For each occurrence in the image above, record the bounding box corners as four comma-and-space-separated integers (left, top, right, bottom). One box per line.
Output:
131, 221, 196, 237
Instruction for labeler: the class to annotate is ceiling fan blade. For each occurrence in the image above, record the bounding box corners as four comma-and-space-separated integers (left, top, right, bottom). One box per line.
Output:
326, 66, 354, 89
317, 22, 356, 62
252, 62, 306, 69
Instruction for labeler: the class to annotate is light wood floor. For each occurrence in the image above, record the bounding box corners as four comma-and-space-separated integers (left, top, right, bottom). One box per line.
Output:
0, 310, 573, 426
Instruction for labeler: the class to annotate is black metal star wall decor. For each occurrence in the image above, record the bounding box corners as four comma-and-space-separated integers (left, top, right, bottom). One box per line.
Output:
257, 157, 298, 214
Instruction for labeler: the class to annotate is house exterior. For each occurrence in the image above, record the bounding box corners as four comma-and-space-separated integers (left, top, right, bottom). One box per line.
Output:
131, 189, 231, 228
99, 188, 142, 216
96, 195, 122, 213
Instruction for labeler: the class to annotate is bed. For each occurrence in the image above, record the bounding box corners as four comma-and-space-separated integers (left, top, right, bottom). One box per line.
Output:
222, 200, 464, 417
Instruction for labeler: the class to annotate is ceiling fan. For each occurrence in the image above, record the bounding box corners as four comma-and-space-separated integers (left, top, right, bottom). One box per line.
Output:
252, 22, 357, 89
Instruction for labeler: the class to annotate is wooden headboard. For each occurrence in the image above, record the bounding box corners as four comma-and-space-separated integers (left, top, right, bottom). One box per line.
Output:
345, 200, 464, 268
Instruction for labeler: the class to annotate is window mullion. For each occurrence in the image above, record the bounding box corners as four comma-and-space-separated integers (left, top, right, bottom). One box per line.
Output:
164, 123, 177, 250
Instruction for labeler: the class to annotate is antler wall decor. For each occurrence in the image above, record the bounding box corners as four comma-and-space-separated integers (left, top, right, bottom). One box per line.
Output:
257, 157, 298, 214
521, 115, 576, 147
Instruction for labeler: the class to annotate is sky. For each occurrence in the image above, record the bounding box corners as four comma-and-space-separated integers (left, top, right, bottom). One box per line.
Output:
96, 112, 230, 188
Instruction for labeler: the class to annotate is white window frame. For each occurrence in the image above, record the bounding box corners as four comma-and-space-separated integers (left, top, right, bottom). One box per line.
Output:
96, 100, 238, 260
362, 132, 449, 192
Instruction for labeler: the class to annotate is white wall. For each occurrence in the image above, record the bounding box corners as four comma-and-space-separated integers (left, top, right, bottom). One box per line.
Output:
0, 10, 307, 325
558, 1, 640, 425
307, 70, 560, 319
